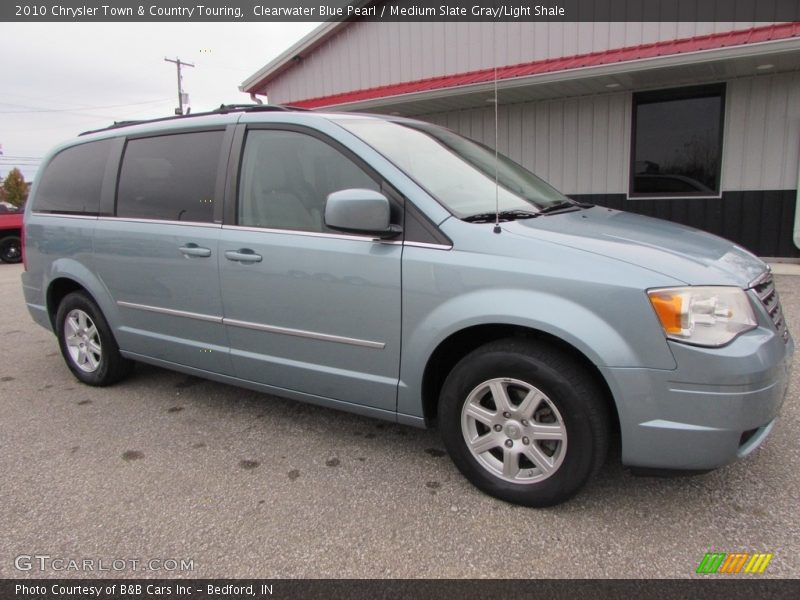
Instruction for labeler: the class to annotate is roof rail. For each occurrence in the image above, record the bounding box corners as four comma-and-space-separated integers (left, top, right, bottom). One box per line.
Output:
212, 103, 310, 113
79, 120, 147, 135
78, 103, 309, 136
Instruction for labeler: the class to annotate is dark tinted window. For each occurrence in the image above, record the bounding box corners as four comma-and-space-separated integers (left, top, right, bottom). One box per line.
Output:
634, 175, 711, 194
238, 129, 378, 232
631, 85, 724, 196
117, 131, 223, 222
34, 139, 111, 214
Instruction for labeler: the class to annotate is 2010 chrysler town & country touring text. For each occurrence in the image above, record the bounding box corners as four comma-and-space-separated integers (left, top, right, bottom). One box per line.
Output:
21, 106, 793, 506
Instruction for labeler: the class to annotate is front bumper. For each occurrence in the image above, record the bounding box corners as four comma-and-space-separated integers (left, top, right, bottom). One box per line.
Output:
601, 326, 793, 470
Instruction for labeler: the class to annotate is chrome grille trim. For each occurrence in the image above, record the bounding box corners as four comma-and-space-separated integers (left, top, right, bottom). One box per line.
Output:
749, 274, 788, 342
748, 268, 773, 289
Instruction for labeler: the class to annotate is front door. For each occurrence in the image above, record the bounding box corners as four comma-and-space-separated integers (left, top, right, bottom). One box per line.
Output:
219, 127, 402, 412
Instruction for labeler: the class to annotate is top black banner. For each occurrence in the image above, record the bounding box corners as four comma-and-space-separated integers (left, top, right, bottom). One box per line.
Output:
4, 0, 800, 22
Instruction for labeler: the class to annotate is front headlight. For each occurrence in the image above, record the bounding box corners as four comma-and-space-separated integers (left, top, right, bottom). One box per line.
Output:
647, 286, 757, 347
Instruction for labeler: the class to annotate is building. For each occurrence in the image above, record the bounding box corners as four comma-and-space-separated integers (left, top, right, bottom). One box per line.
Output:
241, 20, 800, 258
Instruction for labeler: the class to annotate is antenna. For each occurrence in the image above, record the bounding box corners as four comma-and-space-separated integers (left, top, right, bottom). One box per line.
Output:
492, 25, 501, 234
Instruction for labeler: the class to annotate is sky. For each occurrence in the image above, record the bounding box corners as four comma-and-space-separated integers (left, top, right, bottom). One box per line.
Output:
0, 22, 321, 181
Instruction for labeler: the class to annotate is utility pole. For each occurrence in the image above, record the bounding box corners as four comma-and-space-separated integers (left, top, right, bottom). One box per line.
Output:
164, 57, 194, 115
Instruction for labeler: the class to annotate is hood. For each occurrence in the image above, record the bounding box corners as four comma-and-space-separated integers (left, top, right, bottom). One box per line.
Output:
503, 206, 767, 288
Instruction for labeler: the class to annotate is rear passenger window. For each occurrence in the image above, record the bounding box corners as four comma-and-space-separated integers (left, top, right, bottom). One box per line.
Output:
34, 139, 111, 214
117, 131, 223, 223
238, 129, 378, 232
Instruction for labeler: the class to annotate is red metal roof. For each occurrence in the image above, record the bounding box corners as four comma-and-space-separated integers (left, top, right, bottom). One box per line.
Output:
286, 22, 800, 109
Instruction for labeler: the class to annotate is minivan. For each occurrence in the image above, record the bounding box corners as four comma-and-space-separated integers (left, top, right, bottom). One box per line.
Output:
21, 105, 793, 506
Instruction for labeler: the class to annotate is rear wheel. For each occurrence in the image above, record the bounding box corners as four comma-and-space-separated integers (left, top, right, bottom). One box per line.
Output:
55, 291, 133, 386
438, 339, 609, 507
0, 235, 21, 263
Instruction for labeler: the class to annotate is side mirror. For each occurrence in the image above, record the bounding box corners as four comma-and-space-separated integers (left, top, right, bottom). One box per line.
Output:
324, 189, 402, 238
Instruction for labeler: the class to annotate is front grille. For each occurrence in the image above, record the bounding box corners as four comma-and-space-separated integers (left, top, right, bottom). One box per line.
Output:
751, 273, 788, 343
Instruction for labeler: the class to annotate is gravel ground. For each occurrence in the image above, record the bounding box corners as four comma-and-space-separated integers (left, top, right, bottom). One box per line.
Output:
1, 262, 798, 579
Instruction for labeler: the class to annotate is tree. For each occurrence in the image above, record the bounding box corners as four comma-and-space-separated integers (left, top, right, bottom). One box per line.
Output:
2, 168, 28, 207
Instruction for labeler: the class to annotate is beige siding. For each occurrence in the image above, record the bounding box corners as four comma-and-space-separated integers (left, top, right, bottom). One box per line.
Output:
421, 92, 632, 195
263, 21, 778, 104
722, 71, 800, 191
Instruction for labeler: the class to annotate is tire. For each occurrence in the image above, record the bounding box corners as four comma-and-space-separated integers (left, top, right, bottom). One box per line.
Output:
0, 235, 21, 263
55, 291, 133, 386
438, 338, 610, 507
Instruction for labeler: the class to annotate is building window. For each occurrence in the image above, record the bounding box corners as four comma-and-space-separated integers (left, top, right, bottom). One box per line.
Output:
630, 84, 725, 197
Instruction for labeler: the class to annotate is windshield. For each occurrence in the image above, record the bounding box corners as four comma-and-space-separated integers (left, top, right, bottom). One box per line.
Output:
335, 118, 569, 218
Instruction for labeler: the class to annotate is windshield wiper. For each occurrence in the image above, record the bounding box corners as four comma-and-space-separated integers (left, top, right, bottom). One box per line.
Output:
537, 200, 593, 215
463, 201, 593, 223
462, 209, 539, 223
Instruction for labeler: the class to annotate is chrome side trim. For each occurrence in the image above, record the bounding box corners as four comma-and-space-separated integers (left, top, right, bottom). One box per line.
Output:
404, 241, 453, 250
748, 267, 773, 290
31, 212, 99, 220
116, 300, 385, 349
222, 224, 378, 242
224, 318, 385, 349
116, 301, 222, 323
99, 217, 221, 228
222, 225, 451, 250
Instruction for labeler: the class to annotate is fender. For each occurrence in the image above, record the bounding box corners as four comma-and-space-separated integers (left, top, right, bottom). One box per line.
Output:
46, 257, 121, 333
397, 286, 678, 419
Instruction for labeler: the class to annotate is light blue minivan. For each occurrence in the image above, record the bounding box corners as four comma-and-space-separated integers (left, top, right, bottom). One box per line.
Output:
21, 106, 793, 506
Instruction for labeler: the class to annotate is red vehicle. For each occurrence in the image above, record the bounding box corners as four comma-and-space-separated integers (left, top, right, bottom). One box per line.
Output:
0, 210, 23, 263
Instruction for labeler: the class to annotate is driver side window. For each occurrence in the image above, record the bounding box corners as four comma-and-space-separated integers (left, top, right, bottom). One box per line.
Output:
238, 129, 379, 232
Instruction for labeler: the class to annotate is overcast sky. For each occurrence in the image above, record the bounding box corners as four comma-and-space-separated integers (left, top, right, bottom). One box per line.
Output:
0, 22, 320, 180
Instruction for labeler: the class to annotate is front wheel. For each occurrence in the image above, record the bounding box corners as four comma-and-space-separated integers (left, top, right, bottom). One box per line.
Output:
0, 235, 21, 263
55, 291, 133, 386
438, 339, 610, 507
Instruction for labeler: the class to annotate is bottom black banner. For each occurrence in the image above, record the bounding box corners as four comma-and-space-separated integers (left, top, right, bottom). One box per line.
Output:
2, 579, 800, 600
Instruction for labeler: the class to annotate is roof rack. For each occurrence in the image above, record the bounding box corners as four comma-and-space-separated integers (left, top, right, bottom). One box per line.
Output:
212, 103, 310, 114
79, 104, 309, 136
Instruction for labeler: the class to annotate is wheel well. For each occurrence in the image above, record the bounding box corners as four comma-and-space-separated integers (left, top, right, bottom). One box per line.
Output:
421, 325, 620, 437
1, 229, 21, 238
46, 278, 87, 329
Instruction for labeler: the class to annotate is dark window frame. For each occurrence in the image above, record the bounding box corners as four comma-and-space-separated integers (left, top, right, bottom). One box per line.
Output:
629, 83, 726, 200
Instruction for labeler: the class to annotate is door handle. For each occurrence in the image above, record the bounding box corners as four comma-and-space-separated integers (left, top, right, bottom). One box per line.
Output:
179, 244, 212, 258
225, 249, 263, 263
